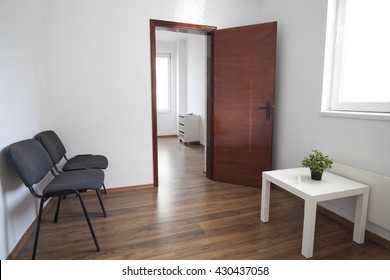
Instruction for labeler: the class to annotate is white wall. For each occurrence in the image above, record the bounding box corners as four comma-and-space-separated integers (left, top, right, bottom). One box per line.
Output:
156, 41, 177, 136
257, 0, 390, 239
177, 39, 187, 116
0, 0, 264, 259
186, 35, 207, 145
258, 0, 390, 177
0, 0, 48, 259
40, 0, 263, 189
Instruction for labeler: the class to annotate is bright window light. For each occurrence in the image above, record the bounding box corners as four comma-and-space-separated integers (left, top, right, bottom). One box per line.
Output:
326, 0, 390, 113
340, 0, 390, 103
156, 54, 171, 112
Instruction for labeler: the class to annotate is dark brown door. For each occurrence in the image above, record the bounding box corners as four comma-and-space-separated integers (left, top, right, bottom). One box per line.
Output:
212, 22, 277, 187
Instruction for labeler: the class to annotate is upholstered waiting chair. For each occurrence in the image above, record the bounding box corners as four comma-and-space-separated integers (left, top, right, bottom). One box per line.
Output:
35, 130, 108, 193
7, 139, 106, 259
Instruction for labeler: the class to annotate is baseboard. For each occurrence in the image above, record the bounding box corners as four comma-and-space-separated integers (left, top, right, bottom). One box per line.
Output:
157, 135, 178, 138
6, 184, 154, 260
318, 206, 390, 250
273, 185, 390, 250
104, 184, 154, 193
8, 184, 389, 259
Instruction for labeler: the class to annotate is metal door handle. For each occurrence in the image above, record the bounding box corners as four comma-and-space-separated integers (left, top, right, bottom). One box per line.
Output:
259, 100, 271, 121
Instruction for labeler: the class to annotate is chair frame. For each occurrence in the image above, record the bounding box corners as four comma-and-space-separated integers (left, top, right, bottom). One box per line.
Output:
7, 139, 106, 259
32, 187, 103, 260
35, 130, 108, 193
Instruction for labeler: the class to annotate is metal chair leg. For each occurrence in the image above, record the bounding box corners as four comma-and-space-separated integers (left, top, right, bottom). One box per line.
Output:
95, 190, 107, 217
54, 196, 61, 223
32, 198, 45, 260
102, 183, 107, 194
76, 192, 100, 252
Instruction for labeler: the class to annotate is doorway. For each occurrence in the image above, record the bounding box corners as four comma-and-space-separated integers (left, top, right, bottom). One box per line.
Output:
151, 19, 277, 188
150, 19, 216, 187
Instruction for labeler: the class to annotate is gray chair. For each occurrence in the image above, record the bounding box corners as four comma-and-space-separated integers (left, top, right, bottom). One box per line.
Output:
7, 139, 106, 259
35, 130, 108, 193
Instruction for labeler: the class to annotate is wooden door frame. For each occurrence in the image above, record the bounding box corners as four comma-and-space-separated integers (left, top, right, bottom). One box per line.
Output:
150, 19, 217, 187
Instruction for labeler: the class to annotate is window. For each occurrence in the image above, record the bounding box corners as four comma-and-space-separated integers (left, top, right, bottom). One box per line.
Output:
323, 0, 390, 116
156, 53, 171, 112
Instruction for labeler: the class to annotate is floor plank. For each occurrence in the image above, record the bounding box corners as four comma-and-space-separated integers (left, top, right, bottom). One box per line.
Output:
12, 137, 390, 259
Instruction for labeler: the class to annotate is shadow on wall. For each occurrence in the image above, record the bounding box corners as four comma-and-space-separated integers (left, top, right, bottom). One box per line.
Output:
0, 147, 39, 257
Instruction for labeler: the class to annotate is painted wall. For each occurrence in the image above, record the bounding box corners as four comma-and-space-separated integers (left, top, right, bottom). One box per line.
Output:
156, 41, 178, 136
40, 0, 263, 189
0, 0, 48, 259
257, 0, 390, 177
186, 35, 207, 145
177, 39, 188, 116
0, 0, 264, 259
257, 0, 390, 239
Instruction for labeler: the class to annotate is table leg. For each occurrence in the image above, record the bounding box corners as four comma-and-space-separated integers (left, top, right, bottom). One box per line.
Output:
260, 178, 270, 223
353, 192, 369, 244
301, 201, 317, 258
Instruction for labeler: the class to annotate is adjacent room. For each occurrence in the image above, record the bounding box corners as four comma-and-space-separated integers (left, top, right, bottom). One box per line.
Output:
1, 0, 389, 261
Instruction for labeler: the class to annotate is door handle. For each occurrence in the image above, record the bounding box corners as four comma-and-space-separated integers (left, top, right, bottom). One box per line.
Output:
259, 100, 271, 121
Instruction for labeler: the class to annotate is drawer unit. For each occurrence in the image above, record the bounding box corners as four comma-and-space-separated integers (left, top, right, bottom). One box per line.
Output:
178, 114, 200, 144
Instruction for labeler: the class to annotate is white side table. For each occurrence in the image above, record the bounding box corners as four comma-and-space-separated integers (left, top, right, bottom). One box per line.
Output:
260, 168, 369, 258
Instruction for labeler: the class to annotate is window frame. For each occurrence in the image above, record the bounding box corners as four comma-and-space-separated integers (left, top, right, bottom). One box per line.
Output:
156, 53, 172, 113
321, 0, 390, 119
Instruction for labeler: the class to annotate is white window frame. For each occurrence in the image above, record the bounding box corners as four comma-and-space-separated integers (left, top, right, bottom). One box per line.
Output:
156, 53, 172, 113
321, 0, 390, 120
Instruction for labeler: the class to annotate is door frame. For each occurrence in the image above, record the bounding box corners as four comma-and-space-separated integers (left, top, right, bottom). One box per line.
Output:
150, 19, 217, 187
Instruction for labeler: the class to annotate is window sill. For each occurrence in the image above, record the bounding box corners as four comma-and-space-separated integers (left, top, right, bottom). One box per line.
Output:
320, 110, 390, 121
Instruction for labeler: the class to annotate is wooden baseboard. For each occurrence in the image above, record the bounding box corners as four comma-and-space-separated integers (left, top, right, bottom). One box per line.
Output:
274, 184, 390, 250
73, 185, 155, 198
318, 206, 390, 250
105, 184, 155, 193
8, 184, 389, 259
157, 135, 178, 138
6, 184, 154, 259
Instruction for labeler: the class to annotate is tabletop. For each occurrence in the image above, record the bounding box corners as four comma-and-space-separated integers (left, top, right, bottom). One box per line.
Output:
262, 168, 369, 202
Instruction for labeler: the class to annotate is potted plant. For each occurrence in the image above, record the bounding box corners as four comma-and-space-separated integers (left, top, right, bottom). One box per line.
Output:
301, 149, 333, 180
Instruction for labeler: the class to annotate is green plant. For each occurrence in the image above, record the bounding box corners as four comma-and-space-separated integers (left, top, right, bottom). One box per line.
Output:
301, 149, 333, 173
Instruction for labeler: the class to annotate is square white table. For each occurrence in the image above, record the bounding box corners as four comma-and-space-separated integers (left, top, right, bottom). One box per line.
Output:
260, 168, 369, 258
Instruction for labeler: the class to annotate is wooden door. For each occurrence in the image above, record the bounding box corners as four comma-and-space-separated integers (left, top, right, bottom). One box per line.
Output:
212, 22, 277, 187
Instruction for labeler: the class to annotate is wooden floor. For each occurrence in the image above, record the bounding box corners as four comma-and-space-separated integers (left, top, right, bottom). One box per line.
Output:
13, 137, 390, 260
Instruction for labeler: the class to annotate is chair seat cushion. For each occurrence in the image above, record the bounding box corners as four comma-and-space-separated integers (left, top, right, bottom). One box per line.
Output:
43, 169, 104, 197
63, 155, 108, 171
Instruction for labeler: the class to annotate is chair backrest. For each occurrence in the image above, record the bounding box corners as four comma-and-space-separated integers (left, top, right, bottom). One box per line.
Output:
35, 130, 66, 165
7, 139, 54, 187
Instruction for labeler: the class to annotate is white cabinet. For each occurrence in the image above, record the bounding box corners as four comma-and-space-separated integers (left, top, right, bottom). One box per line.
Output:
178, 114, 200, 144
